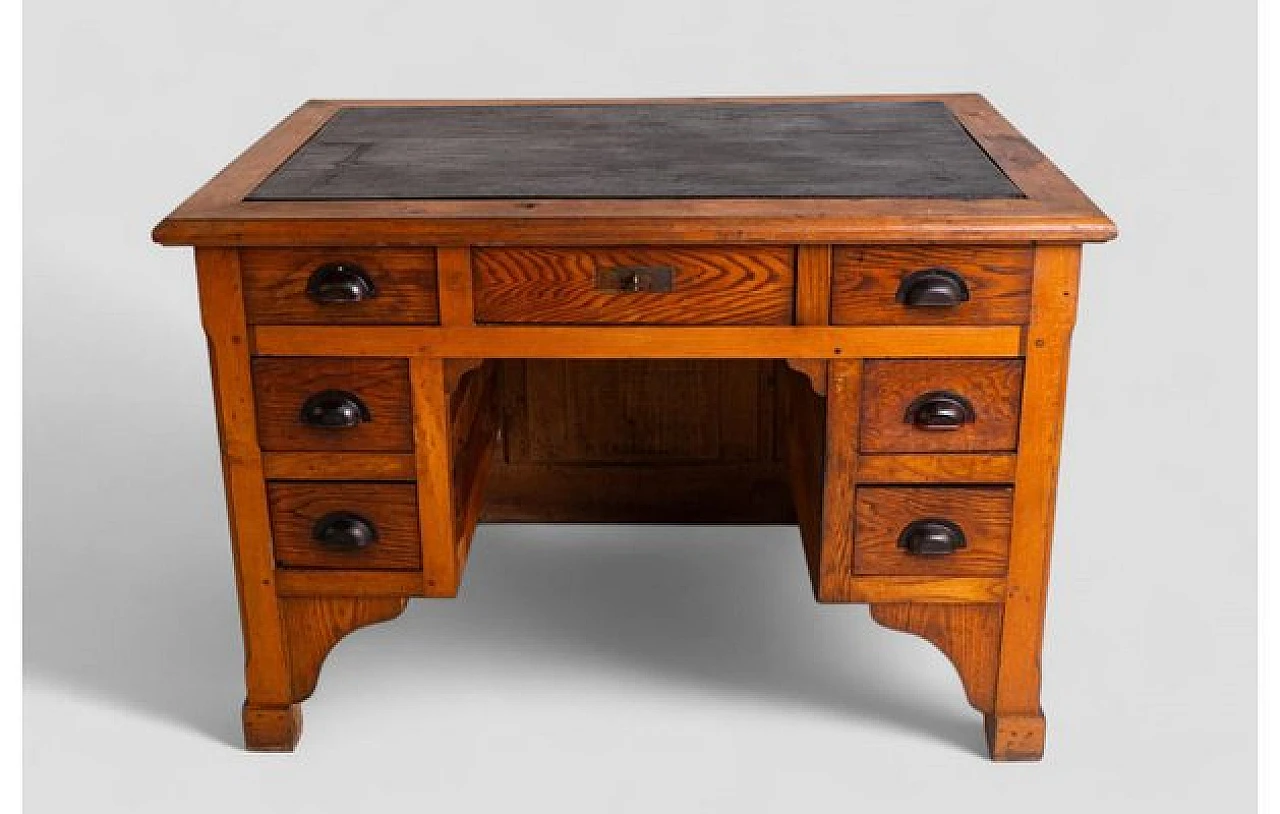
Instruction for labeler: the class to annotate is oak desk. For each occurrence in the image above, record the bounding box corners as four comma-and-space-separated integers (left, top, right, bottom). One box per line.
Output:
153, 95, 1115, 760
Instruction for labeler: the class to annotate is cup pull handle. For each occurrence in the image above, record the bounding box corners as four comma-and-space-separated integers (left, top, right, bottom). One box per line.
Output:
306, 262, 377, 303
896, 268, 970, 307
904, 391, 976, 430
898, 519, 966, 556
299, 390, 371, 429
312, 512, 378, 551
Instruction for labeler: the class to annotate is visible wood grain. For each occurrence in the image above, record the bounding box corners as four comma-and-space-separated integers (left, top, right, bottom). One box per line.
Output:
988, 244, 1082, 761
153, 96, 1117, 247
267, 482, 422, 570
854, 487, 1013, 576
194, 248, 296, 748
849, 577, 1006, 604
783, 359, 827, 396
157, 205, 1116, 247
510, 360, 767, 464
276, 569, 424, 596
436, 247, 475, 326
449, 360, 490, 458
262, 452, 417, 481
250, 325, 1025, 359
860, 359, 1024, 453
784, 246, 832, 396
831, 246, 1032, 325
480, 463, 792, 523
157, 96, 1112, 759
280, 597, 408, 701
815, 360, 861, 601
445, 358, 483, 396
240, 248, 439, 324
444, 358, 485, 394
252, 358, 413, 452
794, 244, 834, 324
856, 453, 1017, 484
474, 246, 795, 325
870, 603, 1002, 715
450, 362, 499, 570
410, 358, 460, 597
780, 363, 827, 592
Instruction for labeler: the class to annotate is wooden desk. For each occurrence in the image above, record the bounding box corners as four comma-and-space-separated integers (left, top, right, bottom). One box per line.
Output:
153, 95, 1115, 760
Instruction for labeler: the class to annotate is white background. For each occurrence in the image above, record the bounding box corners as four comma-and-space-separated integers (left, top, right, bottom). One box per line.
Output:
24, 1, 1256, 811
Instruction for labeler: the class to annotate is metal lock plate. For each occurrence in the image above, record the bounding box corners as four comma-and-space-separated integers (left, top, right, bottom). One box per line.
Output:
595, 265, 675, 293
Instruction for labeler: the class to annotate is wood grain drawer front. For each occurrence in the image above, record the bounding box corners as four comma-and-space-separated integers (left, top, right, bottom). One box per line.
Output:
269, 482, 421, 570
854, 487, 1012, 577
253, 358, 413, 452
861, 360, 1024, 453
240, 249, 439, 325
831, 246, 1032, 325
473, 246, 796, 324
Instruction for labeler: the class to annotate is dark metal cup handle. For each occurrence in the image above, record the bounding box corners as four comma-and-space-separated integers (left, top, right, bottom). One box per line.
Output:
898, 519, 966, 556
895, 268, 970, 307
306, 262, 377, 303
904, 391, 975, 430
300, 390, 371, 429
312, 512, 378, 551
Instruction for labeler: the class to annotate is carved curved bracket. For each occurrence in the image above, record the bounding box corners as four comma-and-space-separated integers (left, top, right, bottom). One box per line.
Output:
784, 359, 828, 396
869, 603, 1002, 715
281, 597, 409, 702
444, 358, 487, 394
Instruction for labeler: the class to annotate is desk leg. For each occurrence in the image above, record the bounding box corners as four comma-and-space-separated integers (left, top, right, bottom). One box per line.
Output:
821, 246, 1082, 761
985, 245, 1081, 760
197, 249, 416, 751
196, 249, 298, 750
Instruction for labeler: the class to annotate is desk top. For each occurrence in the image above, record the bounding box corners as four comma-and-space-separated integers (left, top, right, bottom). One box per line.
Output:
247, 102, 1022, 201
153, 95, 1116, 246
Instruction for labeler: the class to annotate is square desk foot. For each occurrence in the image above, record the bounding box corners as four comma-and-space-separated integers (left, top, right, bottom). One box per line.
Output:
984, 712, 1046, 761
243, 702, 302, 752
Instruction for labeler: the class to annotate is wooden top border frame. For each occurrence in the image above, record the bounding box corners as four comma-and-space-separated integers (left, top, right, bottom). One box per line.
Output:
153, 94, 1117, 247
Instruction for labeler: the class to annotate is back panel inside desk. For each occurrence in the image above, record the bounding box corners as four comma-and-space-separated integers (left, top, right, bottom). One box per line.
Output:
152, 96, 1115, 761
485, 359, 789, 524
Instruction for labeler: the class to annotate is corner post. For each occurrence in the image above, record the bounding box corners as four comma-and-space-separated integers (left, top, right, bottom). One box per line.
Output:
195, 248, 299, 750
987, 243, 1082, 760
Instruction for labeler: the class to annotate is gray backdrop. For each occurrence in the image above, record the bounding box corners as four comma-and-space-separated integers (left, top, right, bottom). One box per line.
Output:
25, 1, 1256, 811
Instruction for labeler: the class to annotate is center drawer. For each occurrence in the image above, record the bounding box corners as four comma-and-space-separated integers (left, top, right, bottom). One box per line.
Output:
473, 246, 796, 324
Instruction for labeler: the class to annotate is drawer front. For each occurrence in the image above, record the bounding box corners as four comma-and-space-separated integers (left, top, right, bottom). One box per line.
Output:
831, 246, 1032, 325
861, 359, 1024, 453
241, 249, 439, 324
253, 358, 413, 452
473, 246, 795, 324
268, 482, 421, 570
853, 487, 1012, 576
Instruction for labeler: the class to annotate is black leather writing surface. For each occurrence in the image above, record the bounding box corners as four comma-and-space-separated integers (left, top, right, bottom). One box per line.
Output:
249, 102, 1022, 201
